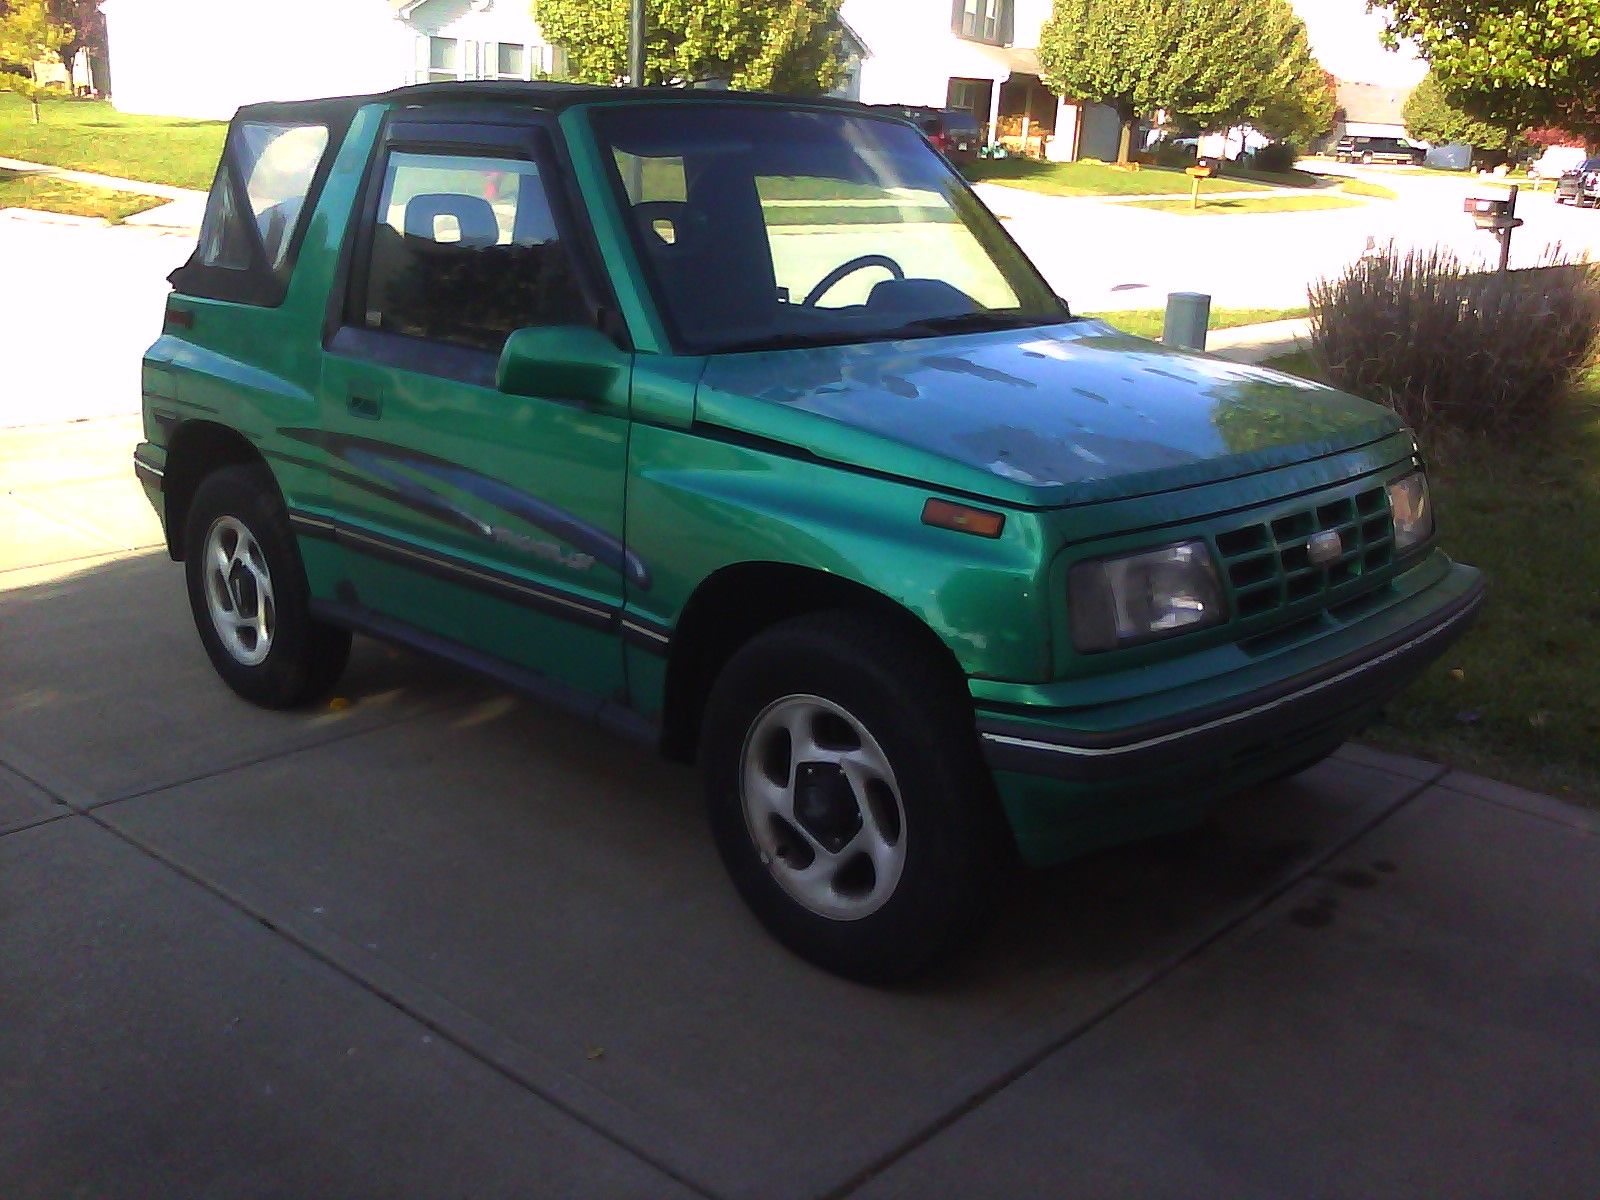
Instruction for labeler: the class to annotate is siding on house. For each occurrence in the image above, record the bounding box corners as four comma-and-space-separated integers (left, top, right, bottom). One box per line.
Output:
102, 0, 548, 119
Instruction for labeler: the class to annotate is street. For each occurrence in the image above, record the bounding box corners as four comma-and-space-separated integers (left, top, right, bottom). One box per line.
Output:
984, 163, 1600, 311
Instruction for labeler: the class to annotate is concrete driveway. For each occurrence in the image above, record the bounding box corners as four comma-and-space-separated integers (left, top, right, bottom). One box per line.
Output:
4, 415, 1600, 1198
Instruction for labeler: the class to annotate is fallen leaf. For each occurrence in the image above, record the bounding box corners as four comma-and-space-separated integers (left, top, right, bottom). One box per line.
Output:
328, 697, 350, 711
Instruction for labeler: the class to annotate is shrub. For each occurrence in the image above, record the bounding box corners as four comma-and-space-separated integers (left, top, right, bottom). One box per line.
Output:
1250, 142, 1298, 173
1308, 243, 1600, 435
1145, 138, 1198, 168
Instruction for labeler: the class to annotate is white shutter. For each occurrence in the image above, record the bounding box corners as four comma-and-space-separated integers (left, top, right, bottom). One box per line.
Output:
413, 35, 430, 85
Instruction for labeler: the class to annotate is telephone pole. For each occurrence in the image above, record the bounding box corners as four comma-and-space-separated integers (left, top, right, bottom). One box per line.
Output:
628, 0, 646, 87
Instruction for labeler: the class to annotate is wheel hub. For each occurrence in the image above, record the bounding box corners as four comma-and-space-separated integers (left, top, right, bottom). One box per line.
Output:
792, 761, 862, 853
228, 561, 259, 618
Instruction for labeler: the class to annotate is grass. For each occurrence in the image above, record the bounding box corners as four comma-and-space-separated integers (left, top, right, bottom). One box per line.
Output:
0, 166, 165, 221
964, 157, 1270, 196
1124, 194, 1366, 215
1265, 353, 1600, 803
1337, 177, 1399, 200
0, 93, 223, 190
1085, 305, 1308, 340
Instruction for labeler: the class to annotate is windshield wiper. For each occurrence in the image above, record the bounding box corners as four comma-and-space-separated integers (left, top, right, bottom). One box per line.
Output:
888, 311, 1059, 336
711, 330, 866, 354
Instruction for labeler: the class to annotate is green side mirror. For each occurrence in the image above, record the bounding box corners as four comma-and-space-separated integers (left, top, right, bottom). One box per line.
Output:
496, 325, 629, 407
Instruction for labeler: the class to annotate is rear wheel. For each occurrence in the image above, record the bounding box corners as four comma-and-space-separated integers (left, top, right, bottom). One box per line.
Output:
701, 611, 1006, 981
183, 465, 351, 708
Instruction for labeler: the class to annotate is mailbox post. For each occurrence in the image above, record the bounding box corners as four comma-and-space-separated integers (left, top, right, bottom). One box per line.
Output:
1463, 186, 1523, 273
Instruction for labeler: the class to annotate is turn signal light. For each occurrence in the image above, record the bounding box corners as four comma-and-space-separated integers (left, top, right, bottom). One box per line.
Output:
922, 498, 1005, 538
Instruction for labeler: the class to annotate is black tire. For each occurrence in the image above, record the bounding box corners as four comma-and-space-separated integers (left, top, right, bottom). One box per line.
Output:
183, 464, 351, 709
701, 610, 1008, 982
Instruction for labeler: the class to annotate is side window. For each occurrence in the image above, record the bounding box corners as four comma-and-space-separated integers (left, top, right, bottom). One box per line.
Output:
198, 121, 330, 275
356, 151, 585, 353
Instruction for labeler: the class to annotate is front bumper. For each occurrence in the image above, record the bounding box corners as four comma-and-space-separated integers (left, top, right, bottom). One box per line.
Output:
973, 556, 1484, 863
980, 564, 1483, 782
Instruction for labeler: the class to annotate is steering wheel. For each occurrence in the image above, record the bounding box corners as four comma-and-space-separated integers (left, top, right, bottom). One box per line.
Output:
802, 254, 905, 307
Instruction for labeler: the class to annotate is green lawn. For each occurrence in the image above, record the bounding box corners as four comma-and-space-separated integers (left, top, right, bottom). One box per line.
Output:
1266, 354, 1600, 804
1125, 194, 1366, 215
1085, 305, 1308, 340
0, 166, 165, 221
0, 94, 224, 190
965, 157, 1271, 196
1337, 177, 1399, 200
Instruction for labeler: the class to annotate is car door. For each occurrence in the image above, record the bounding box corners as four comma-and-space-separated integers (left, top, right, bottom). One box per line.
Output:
309, 116, 636, 711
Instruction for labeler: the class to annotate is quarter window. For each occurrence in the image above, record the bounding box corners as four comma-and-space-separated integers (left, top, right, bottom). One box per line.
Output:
356, 151, 585, 352
197, 120, 330, 275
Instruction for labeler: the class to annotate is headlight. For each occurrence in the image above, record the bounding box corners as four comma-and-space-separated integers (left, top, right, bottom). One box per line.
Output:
1388, 470, 1434, 552
1069, 540, 1226, 652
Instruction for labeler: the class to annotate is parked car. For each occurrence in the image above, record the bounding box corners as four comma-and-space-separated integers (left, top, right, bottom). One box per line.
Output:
137, 83, 1483, 981
1334, 135, 1426, 165
1530, 145, 1590, 184
872, 104, 982, 164
1554, 156, 1600, 206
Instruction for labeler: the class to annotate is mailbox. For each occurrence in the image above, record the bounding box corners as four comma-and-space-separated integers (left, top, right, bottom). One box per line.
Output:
1186, 164, 1213, 178
1464, 196, 1516, 230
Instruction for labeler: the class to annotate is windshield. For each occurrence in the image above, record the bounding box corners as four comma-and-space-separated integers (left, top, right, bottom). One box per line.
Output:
588, 104, 1067, 354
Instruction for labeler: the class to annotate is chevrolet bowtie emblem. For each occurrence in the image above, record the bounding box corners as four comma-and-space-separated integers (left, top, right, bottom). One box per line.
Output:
1307, 529, 1344, 567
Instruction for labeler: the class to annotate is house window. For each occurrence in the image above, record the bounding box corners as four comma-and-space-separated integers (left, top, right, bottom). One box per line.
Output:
428, 36, 460, 81
495, 43, 527, 79
951, 0, 1012, 44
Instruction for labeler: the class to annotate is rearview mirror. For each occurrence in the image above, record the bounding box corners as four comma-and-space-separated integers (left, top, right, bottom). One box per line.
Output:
496, 325, 629, 407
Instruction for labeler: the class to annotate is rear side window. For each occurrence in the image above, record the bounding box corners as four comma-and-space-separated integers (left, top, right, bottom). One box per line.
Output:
177, 115, 342, 305
353, 151, 585, 352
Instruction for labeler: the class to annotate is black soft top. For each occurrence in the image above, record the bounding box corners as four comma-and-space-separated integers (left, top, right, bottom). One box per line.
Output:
234, 80, 876, 124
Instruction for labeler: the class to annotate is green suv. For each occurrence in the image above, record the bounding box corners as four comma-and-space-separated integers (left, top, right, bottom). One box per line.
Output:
135, 83, 1483, 980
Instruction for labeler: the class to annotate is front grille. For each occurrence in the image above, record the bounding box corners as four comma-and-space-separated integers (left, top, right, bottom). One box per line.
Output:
1216, 486, 1394, 622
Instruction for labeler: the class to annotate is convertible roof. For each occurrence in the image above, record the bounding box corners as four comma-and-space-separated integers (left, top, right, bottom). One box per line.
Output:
234, 80, 875, 124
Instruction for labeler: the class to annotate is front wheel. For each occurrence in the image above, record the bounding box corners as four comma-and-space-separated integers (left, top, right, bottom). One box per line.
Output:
183, 465, 351, 708
701, 612, 1007, 981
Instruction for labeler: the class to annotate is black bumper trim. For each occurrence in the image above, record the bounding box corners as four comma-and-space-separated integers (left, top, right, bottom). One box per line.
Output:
979, 573, 1485, 782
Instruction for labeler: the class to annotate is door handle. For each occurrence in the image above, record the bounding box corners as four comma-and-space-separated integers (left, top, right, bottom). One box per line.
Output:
347, 392, 383, 420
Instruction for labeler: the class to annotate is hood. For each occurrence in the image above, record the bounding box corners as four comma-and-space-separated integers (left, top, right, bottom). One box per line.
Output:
693, 321, 1404, 507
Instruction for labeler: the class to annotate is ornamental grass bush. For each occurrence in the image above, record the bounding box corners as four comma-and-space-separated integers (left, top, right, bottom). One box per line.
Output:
1308, 243, 1600, 435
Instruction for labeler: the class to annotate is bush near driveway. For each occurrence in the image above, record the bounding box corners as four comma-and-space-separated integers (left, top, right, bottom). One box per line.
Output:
1308, 245, 1600, 436
0, 93, 223, 190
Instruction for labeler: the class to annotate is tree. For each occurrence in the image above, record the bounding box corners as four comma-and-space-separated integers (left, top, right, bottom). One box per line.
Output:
1403, 71, 1517, 151
531, 0, 844, 93
0, 0, 72, 122
1038, 0, 1332, 164
46, 0, 104, 93
1376, 0, 1600, 145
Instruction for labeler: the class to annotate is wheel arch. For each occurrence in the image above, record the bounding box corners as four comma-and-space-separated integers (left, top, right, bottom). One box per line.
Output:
658, 561, 970, 763
161, 420, 275, 560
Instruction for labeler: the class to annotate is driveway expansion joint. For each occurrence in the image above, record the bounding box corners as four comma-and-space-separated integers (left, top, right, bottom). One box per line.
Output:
825, 766, 1444, 1200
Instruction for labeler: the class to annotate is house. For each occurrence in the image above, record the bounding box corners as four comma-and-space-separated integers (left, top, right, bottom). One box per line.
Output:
1329, 80, 1411, 145
102, 0, 555, 119
836, 0, 1119, 162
